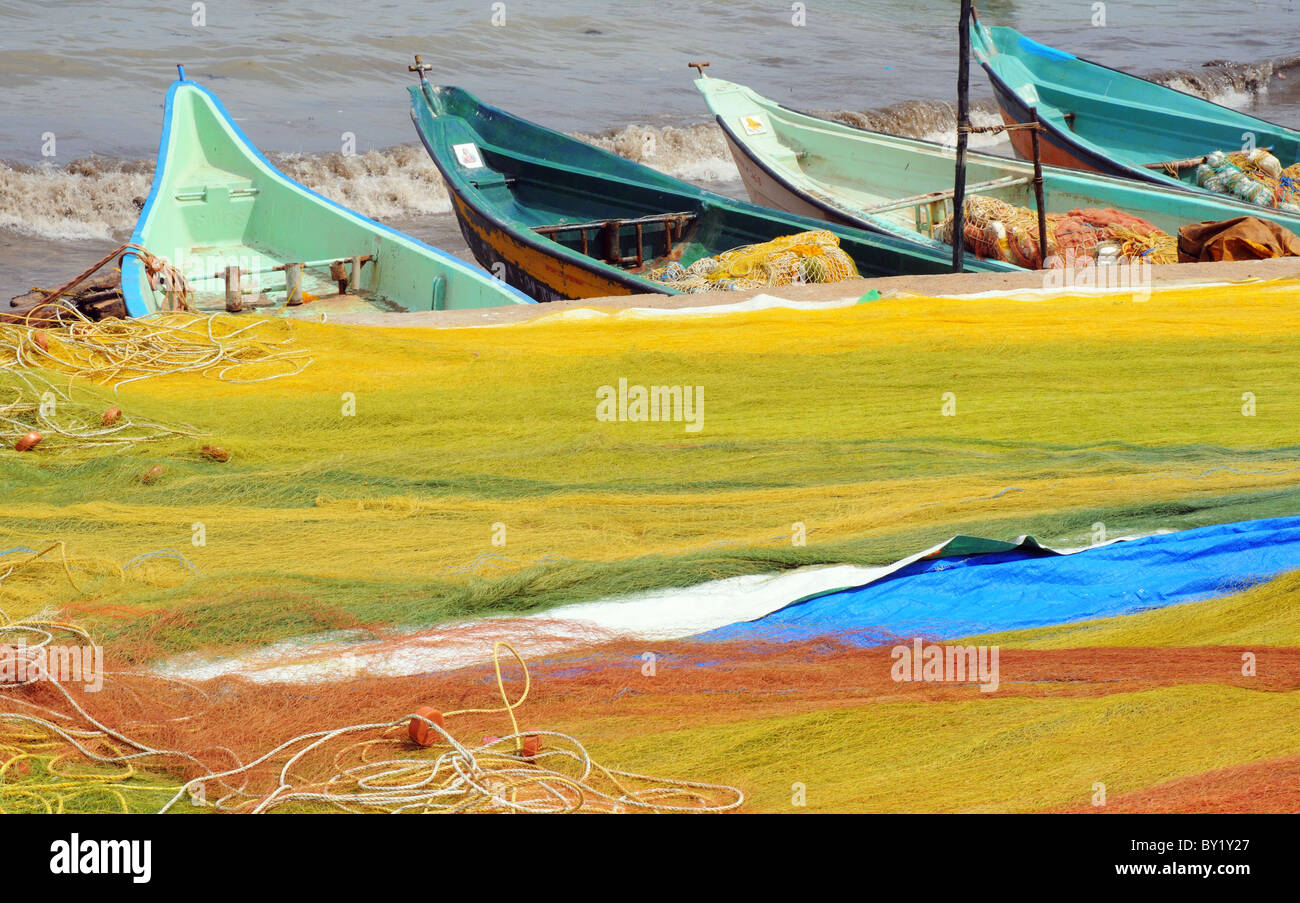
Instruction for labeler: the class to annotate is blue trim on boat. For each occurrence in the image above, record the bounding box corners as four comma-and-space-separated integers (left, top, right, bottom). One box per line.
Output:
1015, 34, 1075, 62
123, 77, 534, 317
121, 80, 182, 317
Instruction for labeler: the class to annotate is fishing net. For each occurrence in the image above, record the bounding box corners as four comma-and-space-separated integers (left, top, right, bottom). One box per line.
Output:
2, 282, 1299, 656
3, 565, 1297, 813
0, 370, 199, 452
0, 309, 311, 390
1, 277, 1296, 813
1192, 150, 1300, 213
937, 197, 1179, 267
649, 230, 858, 293
1057, 753, 1300, 814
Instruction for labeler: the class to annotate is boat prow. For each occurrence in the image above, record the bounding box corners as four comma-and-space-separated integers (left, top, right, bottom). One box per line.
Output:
969, 17, 1300, 193
695, 75, 1300, 267
123, 73, 533, 317
406, 80, 1016, 302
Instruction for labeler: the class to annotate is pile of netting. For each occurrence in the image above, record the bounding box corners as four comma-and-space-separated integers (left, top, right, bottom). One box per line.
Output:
0, 594, 743, 814
0, 309, 311, 390
650, 230, 858, 292
3, 550, 1297, 813
3, 283, 1300, 657
1194, 150, 1300, 213
937, 196, 1178, 268
0, 370, 199, 452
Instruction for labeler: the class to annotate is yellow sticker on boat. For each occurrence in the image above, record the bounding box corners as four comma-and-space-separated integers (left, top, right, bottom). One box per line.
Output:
453, 143, 485, 169
741, 116, 767, 135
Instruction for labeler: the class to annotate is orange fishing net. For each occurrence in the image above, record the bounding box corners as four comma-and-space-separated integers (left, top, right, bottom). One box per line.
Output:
939, 197, 1178, 267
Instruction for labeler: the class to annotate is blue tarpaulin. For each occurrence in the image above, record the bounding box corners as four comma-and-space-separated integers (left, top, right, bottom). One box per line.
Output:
699, 517, 1300, 643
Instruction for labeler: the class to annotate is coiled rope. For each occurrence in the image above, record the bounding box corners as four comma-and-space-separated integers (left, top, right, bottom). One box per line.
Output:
0, 549, 743, 815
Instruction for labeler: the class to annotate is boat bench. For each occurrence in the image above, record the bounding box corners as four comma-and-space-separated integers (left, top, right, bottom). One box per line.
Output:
861, 175, 1031, 236
533, 212, 698, 268
174, 180, 261, 204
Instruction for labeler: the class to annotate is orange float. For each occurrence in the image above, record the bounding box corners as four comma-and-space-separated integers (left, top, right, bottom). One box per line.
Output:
407, 707, 445, 747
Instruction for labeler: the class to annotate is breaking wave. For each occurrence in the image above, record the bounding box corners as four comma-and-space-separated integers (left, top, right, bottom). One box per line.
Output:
1, 57, 1294, 245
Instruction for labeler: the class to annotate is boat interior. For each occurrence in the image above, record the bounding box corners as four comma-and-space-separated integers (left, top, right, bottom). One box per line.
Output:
737, 97, 1278, 241
462, 141, 958, 277
742, 107, 1048, 237
130, 83, 528, 316
170, 242, 410, 317
977, 27, 1300, 175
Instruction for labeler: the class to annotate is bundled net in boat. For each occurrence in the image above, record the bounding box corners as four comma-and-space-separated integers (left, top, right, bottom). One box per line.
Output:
937, 196, 1178, 267
649, 230, 858, 293
1195, 150, 1300, 213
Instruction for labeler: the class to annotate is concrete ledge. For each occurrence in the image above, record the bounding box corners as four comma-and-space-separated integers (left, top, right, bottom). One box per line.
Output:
324, 255, 1300, 329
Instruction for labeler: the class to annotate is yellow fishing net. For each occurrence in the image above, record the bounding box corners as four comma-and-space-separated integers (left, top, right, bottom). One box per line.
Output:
650, 230, 858, 292
3, 282, 1300, 814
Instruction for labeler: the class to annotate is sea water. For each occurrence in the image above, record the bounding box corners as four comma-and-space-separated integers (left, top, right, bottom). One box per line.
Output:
1, 0, 1298, 297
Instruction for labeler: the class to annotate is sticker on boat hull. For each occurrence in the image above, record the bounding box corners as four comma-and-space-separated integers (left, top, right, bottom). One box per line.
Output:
453, 143, 485, 169
740, 115, 767, 136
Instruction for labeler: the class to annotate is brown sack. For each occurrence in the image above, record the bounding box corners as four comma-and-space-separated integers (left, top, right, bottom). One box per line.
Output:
1178, 216, 1300, 263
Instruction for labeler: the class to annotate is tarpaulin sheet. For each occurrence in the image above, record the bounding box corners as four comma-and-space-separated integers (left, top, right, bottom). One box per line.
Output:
699, 516, 1300, 643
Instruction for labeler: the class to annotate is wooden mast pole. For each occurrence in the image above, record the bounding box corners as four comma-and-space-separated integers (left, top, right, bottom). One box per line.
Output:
952, 0, 973, 272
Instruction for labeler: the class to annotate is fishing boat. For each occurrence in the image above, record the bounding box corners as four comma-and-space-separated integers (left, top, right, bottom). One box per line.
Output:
406, 76, 1016, 302
969, 17, 1300, 192
695, 74, 1300, 264
122, 69, 533, 318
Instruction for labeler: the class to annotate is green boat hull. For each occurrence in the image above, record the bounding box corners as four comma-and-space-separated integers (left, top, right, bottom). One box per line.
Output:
123, 77, 533, 317
407, 82, 1017, 303
970, 19, 1300, 195
695, 76, 1300, 266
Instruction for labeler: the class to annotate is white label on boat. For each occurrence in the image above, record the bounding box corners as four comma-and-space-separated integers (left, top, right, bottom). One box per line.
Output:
453, 143, 484, 169
741, 115, 767, 136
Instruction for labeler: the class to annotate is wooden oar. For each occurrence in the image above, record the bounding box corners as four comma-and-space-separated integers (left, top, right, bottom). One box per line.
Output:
1144, 146, 1273, 171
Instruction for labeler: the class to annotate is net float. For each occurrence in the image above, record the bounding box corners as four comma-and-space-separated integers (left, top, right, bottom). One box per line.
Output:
407, 707, 445, 747
200, 445, 230, 462
141, 464, 165, 485
102, 406, 122, 426
15, 431, 42, 452
32, 331, 49, 352
519, 734, 541, 760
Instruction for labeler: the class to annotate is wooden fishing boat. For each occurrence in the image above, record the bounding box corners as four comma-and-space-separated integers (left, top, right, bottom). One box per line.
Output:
969, 17, 1300, 191
695, 74, 1300, 263
122, 69, 533, 318
406, 79, 1017, 302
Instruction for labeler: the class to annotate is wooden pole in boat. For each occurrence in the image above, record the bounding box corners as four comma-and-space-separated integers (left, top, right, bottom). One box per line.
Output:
952, 0, 973, 273
223, 266, 242, 313
285, 263, 304, 306
1029, 108, 1049, 268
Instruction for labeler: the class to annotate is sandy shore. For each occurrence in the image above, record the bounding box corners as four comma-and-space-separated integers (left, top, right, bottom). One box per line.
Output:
314, 255, 1300, 328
